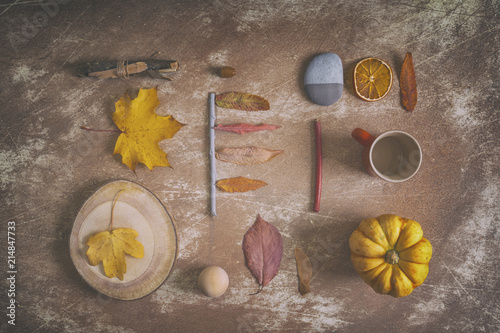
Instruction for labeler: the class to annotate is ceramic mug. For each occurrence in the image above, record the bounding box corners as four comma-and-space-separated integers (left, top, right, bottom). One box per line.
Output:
351, 128, 422, 182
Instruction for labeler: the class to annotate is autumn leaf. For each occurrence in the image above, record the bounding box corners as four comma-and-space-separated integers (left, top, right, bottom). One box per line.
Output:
243, 215, 283, 294
214, 123, 281, 135
215, 92, 270, 111
85, 190, 144, 281
294, 248, 312, 295
216, 177, 267, 193
86, 228, 144, 281
112, 87, 185, 171
215, 147, 283, 165
400, 52, 417, 111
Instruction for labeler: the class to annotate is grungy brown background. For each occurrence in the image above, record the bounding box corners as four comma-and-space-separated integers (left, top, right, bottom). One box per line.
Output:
1, 0, 499, 332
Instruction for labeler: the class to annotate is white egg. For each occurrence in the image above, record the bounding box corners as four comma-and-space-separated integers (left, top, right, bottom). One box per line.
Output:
198, 266, 229, 298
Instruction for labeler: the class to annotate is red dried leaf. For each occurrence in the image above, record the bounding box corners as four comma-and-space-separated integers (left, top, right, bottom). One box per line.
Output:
243, 215, 283, 293
215, 92, 270, 111
214, 123, 281, 135
400, 52, 417, 111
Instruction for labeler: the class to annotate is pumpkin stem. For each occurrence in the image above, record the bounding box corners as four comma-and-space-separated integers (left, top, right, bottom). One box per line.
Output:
385, 249, 400, 265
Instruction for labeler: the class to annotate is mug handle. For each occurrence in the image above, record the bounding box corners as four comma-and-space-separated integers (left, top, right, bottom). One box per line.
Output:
352, 128, 375, 147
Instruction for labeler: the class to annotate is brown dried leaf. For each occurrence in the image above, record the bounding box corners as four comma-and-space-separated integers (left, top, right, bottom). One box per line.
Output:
400, 52, 417, 111
243, 215, 283, 293
216, 177, 267, 193
294, 248, 312, 295
215, 92, 270, 111
215, 147, 283, 165
214, 123, 281, 135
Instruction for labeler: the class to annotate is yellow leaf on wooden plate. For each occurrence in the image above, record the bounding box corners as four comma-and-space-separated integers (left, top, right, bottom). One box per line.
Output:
86, 228, 144, 281
113, 87, 185, 171
216, 176, 267, 193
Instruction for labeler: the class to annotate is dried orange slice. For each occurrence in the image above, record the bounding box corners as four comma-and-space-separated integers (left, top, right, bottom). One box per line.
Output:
354, 58, 393, 102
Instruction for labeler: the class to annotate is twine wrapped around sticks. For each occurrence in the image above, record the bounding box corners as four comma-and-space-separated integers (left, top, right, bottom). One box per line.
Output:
116, 60, 130, 79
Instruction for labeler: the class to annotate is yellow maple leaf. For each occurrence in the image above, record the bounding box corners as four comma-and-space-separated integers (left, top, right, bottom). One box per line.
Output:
112, 87, 184, 171
86, 228, 144, 281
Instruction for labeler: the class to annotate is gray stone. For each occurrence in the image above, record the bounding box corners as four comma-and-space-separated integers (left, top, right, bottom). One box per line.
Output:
304, 53, 343, 106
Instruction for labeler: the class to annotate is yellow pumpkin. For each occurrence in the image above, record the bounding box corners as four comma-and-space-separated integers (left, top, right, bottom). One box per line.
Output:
349, 214, 432, 298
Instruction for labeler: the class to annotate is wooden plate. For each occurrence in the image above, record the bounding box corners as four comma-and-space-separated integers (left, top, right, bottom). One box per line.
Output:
70, 180, 177, 300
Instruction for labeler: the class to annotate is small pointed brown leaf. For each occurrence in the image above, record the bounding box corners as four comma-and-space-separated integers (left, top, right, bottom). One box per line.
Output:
215, 92, 270, 111
243, 215, 283, 293
214, 123, 281, 135
400, 52, 417, 112
294, 248, 312, 295
216, 177, 267, 193
215, 147, 283, 165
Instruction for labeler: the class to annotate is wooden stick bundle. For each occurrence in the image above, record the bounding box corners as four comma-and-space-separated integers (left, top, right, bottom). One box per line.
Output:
77, 60, 178, 79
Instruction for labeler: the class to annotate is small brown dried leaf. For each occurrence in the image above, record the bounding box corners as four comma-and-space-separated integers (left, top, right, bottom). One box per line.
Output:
400, 52, 417, 111
215, 92, 270, 111
216, 177, 267, 193
215, 147, 283, 165
214, 123, 281, 135
294, 248, 312, 295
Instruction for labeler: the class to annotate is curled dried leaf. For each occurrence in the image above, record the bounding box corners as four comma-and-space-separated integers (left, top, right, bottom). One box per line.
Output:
294, 248, 312, 295
400, 52, 417, 111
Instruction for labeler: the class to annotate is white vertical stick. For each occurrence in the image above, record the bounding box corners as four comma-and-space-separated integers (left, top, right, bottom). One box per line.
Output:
209, 93, 217, 216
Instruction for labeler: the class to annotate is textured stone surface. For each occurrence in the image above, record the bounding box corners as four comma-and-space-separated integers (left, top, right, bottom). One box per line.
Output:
0, 0, 499, 332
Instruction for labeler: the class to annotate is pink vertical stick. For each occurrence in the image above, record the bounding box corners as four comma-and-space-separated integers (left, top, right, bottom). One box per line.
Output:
314, 119, 322, 212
